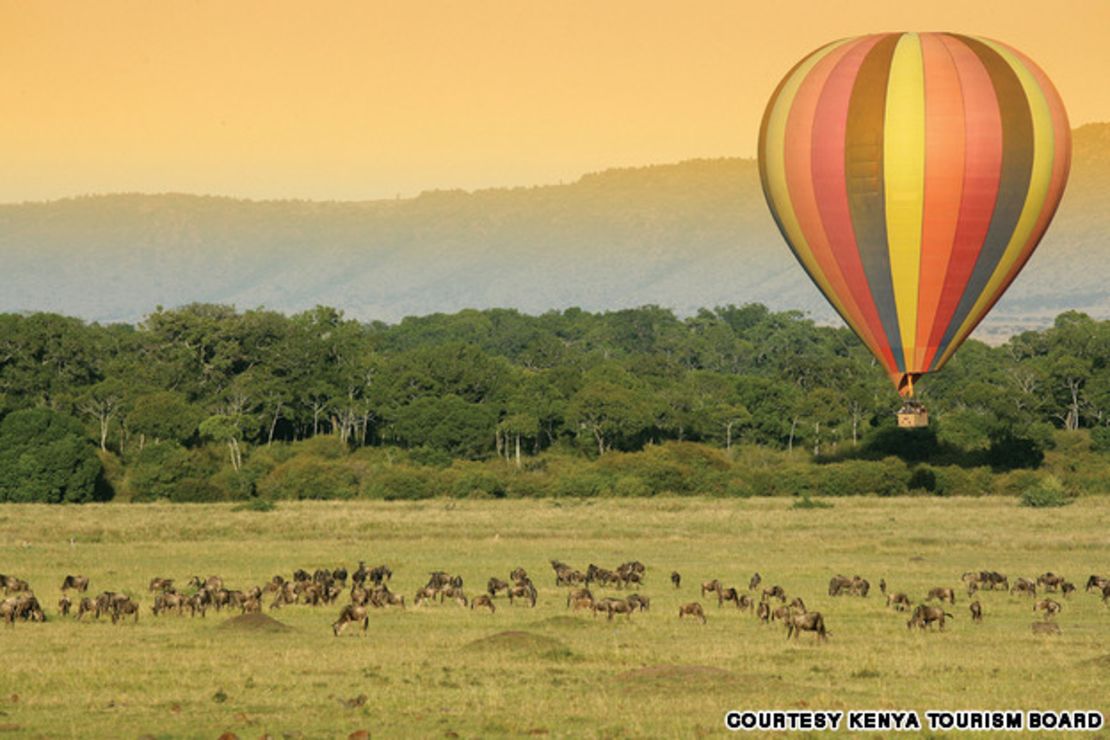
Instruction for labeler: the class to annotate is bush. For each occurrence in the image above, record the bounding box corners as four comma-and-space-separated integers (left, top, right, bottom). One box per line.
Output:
450, 469, 508, 499
1019, 474, 1074, 508
128, 444, 222, 502
257, 456, 359, 500
613, 475, 651, 498
361, 467, 440, 500
1091, 426, 1110, 453
0, 408, 105, 503
988, 432, 1045, 470
552, 471, 612, 498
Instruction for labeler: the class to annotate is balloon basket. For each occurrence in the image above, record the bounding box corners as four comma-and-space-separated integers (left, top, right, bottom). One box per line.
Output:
896, 400, 929, 428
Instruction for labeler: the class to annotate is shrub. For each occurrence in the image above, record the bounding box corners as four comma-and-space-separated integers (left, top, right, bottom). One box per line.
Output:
129, 444, 221, 502
1090, 426, 1110, 453
1019, 474, 1074, 508
552, 471, 612, 498
362, 467, 439, 500
257, 456, 359, 500
451, 469, 508, 499
613, 475, 651, 498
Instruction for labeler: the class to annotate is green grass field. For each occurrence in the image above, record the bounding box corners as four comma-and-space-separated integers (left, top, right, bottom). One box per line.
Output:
1, 497, 1108, 738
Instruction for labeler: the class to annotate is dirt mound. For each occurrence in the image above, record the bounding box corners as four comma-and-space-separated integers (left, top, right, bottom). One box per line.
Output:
218, 613, 292, 633
619, 664, 734, 689
466, 630, 566, 653
531, 615, 596, 629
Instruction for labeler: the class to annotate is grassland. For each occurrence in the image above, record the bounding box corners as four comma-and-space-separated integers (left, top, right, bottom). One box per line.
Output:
0, 496, 1108, 738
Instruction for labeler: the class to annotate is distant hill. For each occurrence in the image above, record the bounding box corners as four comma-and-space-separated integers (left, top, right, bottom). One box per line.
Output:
1, 124, 1107, 337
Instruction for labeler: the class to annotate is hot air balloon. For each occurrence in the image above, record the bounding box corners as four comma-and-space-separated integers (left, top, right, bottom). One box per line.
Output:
758, 33, 1070, 426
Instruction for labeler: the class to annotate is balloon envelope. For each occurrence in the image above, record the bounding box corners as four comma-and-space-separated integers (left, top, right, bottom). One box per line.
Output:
758, 33, 1070, 395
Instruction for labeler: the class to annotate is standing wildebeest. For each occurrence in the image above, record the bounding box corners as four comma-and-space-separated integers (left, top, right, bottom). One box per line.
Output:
678, 602, 706, 624
58, 594, 71, 617
470, 594, 495, 613
1060, 581, 1076, 598
756, 601, 771, 623
1034, 598, 1062, 619
788, 597, 806, 614
671, 571, 681, 589
626, 593, 650, 612
1011, 578, 1037, 597
879, 578, 887, 595
507, 581, 537, 607
148, 577, 174, 593
112, 598, 140, 624
969, 600, 983, 623
828, 575, 852, 596
785, 611, 828, 642
749, 572, 761, 591
2, 576, 30, 594
1, 594, 45, 625
369, 565, 393, 586
886, 593, 912, 612
719, 587, 742, 608
61, 575, 89, 593
927, 587, 956, 605
700, 579, 722, 599
907, 604, 953, 631
597, 597, 633, 622
441, 585, 469, 608
332, 604, 369, 636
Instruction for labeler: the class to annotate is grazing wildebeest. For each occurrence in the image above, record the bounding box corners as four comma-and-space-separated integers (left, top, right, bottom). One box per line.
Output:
850, 576, 870, 596
413, 586, 438, 607
828, 575, 852, 596
112, 598, 140, 624
700, 579, 722, 599
61, 575, 89, 593
148, 577, 174, 593
1085, 575, 1108, 593
58, 594, 71, 617
152, 591, 187, 616
879, 578, 887, 595
626, 593, 650, 612
599, 597, 633, 622
352, 562, 369, 588
719, 586, 741, 608
551, 560, 580, 586
907, 604, 953, 631
927, 587, 956, 605
886, 593, 912, 612
1060, 581, 1076, 598
785, 611, 828, 642
1102, 583, 1110, 603
984, 572, 1009, 591
75, 597, 94, 621
1011, 578, 1037, 597
332, 604, 369, 636
1, 594, 45, 625
369, 585, 405, 609
969, 600, 983, 623
756, 601, 771, 623
1037, 572, 1064, 592
1034, 598, 1062, 619
487, 578, 509, 597
1032, 621, 1061, 635
568, 592, 594, 613
671, 571, 681, 589
749, 572, 761, 591
586, 565, 619, 588
470, 594, 495, 613
678, 602, 706, 624
332, 567, 348, 586
566, 587, 593, 608
762, 585, 787, 603
441, 585, 469, 608
2, 576, 29, 594
966, 580, 979, 597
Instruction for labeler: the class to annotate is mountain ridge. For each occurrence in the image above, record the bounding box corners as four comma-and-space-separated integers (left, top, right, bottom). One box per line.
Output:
1, 125, 1107, 338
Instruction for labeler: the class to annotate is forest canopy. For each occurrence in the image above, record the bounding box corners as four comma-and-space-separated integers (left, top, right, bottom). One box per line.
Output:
0, 304, 1106, 504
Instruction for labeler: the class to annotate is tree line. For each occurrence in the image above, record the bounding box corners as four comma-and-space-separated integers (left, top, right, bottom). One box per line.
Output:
0, 304, 1107, 503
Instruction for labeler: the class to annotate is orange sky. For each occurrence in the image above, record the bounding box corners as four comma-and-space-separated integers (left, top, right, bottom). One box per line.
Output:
1, 0, 1107, 202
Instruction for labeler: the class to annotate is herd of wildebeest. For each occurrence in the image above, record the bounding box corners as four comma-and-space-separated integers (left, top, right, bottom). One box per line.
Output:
2, 562, 1108, 641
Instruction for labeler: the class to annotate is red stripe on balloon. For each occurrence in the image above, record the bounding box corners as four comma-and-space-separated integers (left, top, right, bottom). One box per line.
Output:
921, 35, 1002, 370
914, 33, 966, 372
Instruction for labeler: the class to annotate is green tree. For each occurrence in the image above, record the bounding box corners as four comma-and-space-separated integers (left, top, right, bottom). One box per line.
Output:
0, 408, 104, 502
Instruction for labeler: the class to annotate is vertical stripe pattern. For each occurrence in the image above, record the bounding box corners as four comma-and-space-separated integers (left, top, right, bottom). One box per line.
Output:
758, 33, 1070, 395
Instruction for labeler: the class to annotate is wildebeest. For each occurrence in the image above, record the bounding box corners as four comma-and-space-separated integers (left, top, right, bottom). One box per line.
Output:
762, 585, 787, 602
61, 575, 89, 593
907, 604, 953, 631
828, 575, 852, 596
788, 597, 806, 614
626, 593, 650, 612
58, 594, 71, 616
413, 586, 439, 607
152, 591, 187, 617
1036, 572, 1064, 592
927, 587, 956, 605
148, 577, 174, 593
678, 602, 706, 624
1, 593, 45, 625
510, 566, 529, 584
1060, 581, 1076, 598
886, 593, 912, 612
700, 579, 722, 599
367, 564, 393, 586
74, 597, 94, 621
332, 604, 369, 636
112, 598, 140, 624
507, 581, 537, 607
470, 594, 495, 613
1085, 575, 1108, 593
671, 571, 681, 589
596, 597, 633, 622
1011, 578, 1037, 597
369, 585, 405, 609
719, 586, 742, 608
749, 572, 761, 591
785, 611, 828, 642
969, 600, 983, 623
879, 578, 887, 595
756, 601, 771, 623
586, 565, 619, 588
1032, 621, 1061, 635
440, 585, 469, 608
1033, 598, 1062, 619
567, 589, 594, 613
487, 578, 509, 597
1, 576, 30, 594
